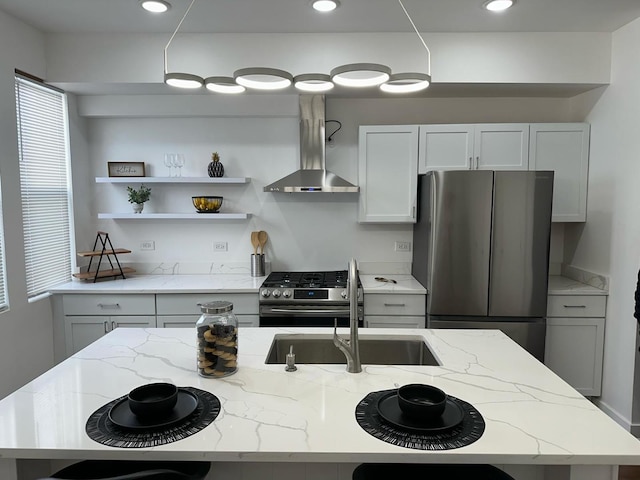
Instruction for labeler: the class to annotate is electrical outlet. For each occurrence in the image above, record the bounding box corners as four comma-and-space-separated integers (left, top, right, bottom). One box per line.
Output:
214, 241, 228, 252
140, 241, 155, 251
395, 241, 411, 252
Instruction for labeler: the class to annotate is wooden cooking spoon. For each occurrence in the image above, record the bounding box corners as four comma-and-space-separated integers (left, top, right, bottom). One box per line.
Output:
251, 231, 259, 255
258, 230, 268, 255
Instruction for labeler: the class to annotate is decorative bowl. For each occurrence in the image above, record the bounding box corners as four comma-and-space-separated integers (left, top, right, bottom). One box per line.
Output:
397, 383, 447, 420
127, 382, 179, 418
192, 196, 223, 213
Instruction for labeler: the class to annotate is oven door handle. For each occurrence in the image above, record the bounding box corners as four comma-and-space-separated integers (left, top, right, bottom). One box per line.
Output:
266, 308, 350, 315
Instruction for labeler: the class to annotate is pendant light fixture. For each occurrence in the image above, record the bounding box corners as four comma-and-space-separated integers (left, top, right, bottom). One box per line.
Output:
234, 68, 293, 90
161, 0, 433, 95
294, 74, 334, 92
331, 63, 391, 87
164, 0, 204, 89
205, 76, 246, 94
379, 0, 431, 94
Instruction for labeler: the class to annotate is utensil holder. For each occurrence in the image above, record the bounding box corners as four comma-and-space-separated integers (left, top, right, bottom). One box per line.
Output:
251, 254, 265, 277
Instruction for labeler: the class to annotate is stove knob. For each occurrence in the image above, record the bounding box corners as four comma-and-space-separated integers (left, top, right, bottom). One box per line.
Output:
282, 289, 292, 298
261, 289, 271, 298
272, 289, 282, 298
341, 290, 348, 299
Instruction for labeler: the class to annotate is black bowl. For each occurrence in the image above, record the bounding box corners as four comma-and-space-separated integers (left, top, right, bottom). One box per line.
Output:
128, 383, 179, 419
397, 384, 447, 420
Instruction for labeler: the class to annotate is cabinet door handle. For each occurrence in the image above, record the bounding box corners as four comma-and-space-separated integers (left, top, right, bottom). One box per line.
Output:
563, 304, 586, 308
475, 156, 480, 169
412, 206, 416, 219
112, 321, 117, 330
468, 157, 473, 170
103, 321, 109, 333
384, 303, 406, 307
97, 303, 120, 310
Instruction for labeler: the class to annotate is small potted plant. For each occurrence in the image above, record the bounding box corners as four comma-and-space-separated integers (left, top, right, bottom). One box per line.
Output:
127, 184, 151, 213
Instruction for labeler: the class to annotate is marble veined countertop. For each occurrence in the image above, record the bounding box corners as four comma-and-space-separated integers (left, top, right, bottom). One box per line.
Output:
548, 275, 608, 295
48, 274, 427, 295
0, 327, 638, 470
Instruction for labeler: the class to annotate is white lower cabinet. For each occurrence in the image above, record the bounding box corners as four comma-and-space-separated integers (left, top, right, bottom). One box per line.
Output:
156, 293, 259, 328
61, 294, 157, 355
57, 292, 259, 359
544, 294, 606, 396
64, 315, 156, 355
364, 294, 426, 329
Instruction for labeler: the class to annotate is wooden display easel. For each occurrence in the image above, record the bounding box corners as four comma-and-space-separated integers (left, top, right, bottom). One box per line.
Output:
72, 231, 135, 282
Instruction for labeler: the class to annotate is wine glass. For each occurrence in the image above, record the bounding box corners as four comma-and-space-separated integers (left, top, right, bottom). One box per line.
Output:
164, 153, 175, 177
173, 154, 185, 177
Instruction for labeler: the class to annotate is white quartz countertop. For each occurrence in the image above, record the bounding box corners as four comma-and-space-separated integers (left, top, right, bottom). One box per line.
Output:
0, 327, 638, 466
48, 274, 427, 295
548, 275, 608, 295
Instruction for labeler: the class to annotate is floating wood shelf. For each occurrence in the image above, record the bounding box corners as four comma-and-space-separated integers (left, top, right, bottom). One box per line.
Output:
73, 267, 136, 280
98, 213, 251, 220
95, 177, 250, 184
77, 248, 132, 257
73, 231, 134, 282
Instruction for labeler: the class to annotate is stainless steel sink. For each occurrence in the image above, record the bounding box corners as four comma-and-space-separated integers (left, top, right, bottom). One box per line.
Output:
265, 334, 440, 366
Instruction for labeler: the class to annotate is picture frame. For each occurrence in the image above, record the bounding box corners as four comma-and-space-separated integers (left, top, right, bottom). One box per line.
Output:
107, 162, 146, 177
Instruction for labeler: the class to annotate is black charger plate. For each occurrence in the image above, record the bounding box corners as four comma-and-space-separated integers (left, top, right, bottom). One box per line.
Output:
108, 388, 199, 430
376, 391, 464, 432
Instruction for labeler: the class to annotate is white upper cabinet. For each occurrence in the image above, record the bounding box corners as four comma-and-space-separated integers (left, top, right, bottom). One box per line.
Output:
419, 124, 529, 173
529, 123, 590, 222
358, 125, 419, 223
417, 124, 474, 171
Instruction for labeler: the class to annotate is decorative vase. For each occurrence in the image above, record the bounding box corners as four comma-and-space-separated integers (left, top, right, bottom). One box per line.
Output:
133, 203, 144, 214
208, 152, 224, 178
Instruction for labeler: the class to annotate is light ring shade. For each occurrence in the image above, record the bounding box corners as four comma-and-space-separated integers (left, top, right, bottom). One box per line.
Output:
140, 0, 171, 13
234, 68, 293, 90
293, 74, 334, 92
380, 73, 431, 93
205, 76, 246, 94
164, 72, 204, 89
312, 0, 340, 12
330, 63, 391, 87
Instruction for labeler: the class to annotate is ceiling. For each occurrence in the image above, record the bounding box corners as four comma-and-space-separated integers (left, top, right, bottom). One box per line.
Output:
0, 0, 639, 35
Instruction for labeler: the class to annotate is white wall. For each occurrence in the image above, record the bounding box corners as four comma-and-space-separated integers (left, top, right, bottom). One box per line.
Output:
0, 10, 54, 399
564, 16, 640, 430
76, 94, 579, 274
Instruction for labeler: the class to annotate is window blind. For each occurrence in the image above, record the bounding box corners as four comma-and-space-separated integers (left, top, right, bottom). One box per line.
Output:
0, 187, 8, 312
15, 76, 73, 298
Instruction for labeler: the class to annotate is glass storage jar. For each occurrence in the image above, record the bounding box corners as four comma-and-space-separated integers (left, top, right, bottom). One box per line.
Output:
196, 301, 238, 378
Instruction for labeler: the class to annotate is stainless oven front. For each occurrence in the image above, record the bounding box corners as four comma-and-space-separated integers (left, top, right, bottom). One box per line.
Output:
259, 303, 364, 328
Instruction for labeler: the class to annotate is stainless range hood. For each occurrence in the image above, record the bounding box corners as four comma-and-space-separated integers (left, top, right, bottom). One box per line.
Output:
264, 95, 359, 193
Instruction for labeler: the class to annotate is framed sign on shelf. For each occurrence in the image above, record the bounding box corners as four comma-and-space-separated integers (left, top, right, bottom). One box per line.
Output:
108, 162, 146, 177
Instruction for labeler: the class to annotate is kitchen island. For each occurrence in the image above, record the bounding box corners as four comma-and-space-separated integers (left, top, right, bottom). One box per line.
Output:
0, 327, 637, 480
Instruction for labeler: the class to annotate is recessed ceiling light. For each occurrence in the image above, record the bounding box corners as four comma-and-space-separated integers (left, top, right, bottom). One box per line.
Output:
312, 0, 340, 12
483, 0, 514, 12
140, 0, 171, 13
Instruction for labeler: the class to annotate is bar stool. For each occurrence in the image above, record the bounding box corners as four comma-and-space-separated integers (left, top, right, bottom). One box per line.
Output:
38, 460, 211, 480
352, 463, 515, 480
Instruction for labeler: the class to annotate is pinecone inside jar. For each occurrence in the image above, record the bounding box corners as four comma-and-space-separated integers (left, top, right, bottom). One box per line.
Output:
208, 152, 225, 177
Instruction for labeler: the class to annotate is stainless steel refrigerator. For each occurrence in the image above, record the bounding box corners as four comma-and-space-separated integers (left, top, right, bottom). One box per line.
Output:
412, 170, 554, 361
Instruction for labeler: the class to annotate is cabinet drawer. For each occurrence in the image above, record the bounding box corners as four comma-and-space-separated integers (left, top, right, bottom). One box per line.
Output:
365, 316, 425, 329
156, 293, 258, 315
547, 295, 606, 318
365, 294, 425, 316
62, 294, 155, 315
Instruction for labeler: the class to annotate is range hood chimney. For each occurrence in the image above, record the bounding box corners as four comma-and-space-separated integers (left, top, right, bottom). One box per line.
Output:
264, 95, 359, 193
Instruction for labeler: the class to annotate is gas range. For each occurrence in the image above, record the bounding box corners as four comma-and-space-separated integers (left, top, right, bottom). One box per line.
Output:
258, 270, 364, 327
259, 270, 362, 304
